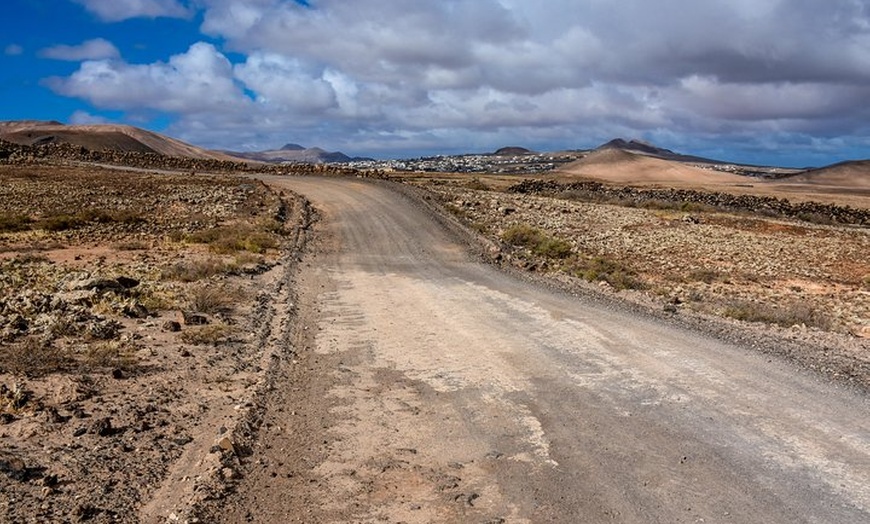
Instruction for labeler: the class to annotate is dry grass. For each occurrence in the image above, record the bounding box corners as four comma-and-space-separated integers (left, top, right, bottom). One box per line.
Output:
0, 338, 70, 377
161, 258, 229, 282
188, 284, 244, 314
465, 178, 490, 191
187, 225, 280, 254
83, 341, 139, 370
722, 300, 833, 330
179, 324, 232, 346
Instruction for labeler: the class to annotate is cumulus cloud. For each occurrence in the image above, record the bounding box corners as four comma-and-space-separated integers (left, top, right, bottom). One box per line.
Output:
69, 110, 111, 125
47, 0, 870, 162
73, 0, 191, 21
233, 53, 336, 112
40, 38, 120, 61
46, 42, 247, 113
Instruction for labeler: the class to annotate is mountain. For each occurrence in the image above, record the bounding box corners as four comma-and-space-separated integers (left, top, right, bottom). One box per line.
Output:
597, 138, 720, 164
223, 144, 365, 164
0, 120, 237, 160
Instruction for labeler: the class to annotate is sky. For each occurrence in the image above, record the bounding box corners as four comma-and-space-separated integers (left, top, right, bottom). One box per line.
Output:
2, 0, 870, 166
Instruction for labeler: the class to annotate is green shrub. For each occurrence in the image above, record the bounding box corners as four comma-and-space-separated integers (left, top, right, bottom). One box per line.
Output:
573, 256, 643, 290
187, 226, 280, 254
502, 224, 573, 259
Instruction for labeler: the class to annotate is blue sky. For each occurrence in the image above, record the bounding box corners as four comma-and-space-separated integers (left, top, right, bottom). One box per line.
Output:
3, 0, 870, 166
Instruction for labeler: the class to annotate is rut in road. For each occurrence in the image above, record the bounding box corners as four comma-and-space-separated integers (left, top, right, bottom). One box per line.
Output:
206, 176, 869, 524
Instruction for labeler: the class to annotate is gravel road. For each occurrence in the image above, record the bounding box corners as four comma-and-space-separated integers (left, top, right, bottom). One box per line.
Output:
209, 176, 869, 523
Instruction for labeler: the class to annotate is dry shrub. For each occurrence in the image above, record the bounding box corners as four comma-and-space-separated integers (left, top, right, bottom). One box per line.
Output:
0, 213, 33, 232
83, 341, 138, 370
113, 240, 149, 251
0, 338, 70, 377
188, 284, 243, 314
180, 324, 232, 346
161, 258, 228, 282
687, 268, 721, 284
723, 300, 833, 330
465, 178, 490, 191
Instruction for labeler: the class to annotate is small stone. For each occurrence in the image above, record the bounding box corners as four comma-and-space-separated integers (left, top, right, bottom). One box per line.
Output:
90, 417, 113, 437
163, 320, 182, 332
182, 312, 208, 326
216, 436, 235, 454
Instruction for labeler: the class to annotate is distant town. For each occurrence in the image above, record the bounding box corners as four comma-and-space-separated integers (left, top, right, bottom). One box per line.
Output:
344, 150, 585, 174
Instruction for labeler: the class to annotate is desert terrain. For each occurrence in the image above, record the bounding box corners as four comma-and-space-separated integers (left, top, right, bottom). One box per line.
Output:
0, 131, 868, 522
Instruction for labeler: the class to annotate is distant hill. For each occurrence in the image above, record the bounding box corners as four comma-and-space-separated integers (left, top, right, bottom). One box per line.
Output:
783, 160, 870, 189
558, 148, 751, 185
223, 144, 368, 164
0, 120, 237, 160
597, 138, 720, 164
492, 146, 534, 156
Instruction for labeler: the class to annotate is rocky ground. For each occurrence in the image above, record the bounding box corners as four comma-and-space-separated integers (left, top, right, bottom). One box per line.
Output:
411, 176, 870, 388
1, 156, 867, 522
0, 163, 311, 523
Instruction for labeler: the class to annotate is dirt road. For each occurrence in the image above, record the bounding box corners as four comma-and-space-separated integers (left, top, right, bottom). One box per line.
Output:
206, 176, 869, 523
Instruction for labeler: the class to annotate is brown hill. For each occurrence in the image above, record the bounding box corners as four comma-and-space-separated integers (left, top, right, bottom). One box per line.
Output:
558, 148, 750, 185
0, 121, 237, 161
784, 160, 870, 190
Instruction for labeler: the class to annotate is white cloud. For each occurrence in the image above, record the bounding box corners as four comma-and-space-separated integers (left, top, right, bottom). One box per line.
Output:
40, 38, 120, 61
69, 110, 111, 125
47, 42, 247, 113
45, 0, 870, 162
73, 0, 191, 21
233, 53, 336, 112
4, 44, 23, 56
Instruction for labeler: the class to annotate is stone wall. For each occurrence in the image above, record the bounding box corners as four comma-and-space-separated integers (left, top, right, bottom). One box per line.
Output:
508, 179, 869, 227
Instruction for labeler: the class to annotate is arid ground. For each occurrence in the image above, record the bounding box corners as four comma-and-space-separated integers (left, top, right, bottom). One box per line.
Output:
1, 155, 868, 523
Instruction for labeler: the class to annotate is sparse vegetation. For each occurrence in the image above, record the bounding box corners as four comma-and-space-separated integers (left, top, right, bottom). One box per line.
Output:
179, 324, 232, 345
686, 268, 721, 284
502, 224, 573, 259
0, 338, 70, 377
188, 284, 243, 314
465, 178, 490, 191
572, 256, 644, 290
0, 213, 33, 232
161, 257, 229, 282
723, 300, 833, 330
187, 224, 281, 254
83, 341, 139, 370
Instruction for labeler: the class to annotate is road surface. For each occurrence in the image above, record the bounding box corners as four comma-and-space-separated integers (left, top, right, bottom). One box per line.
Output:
210, 176, 869, 523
